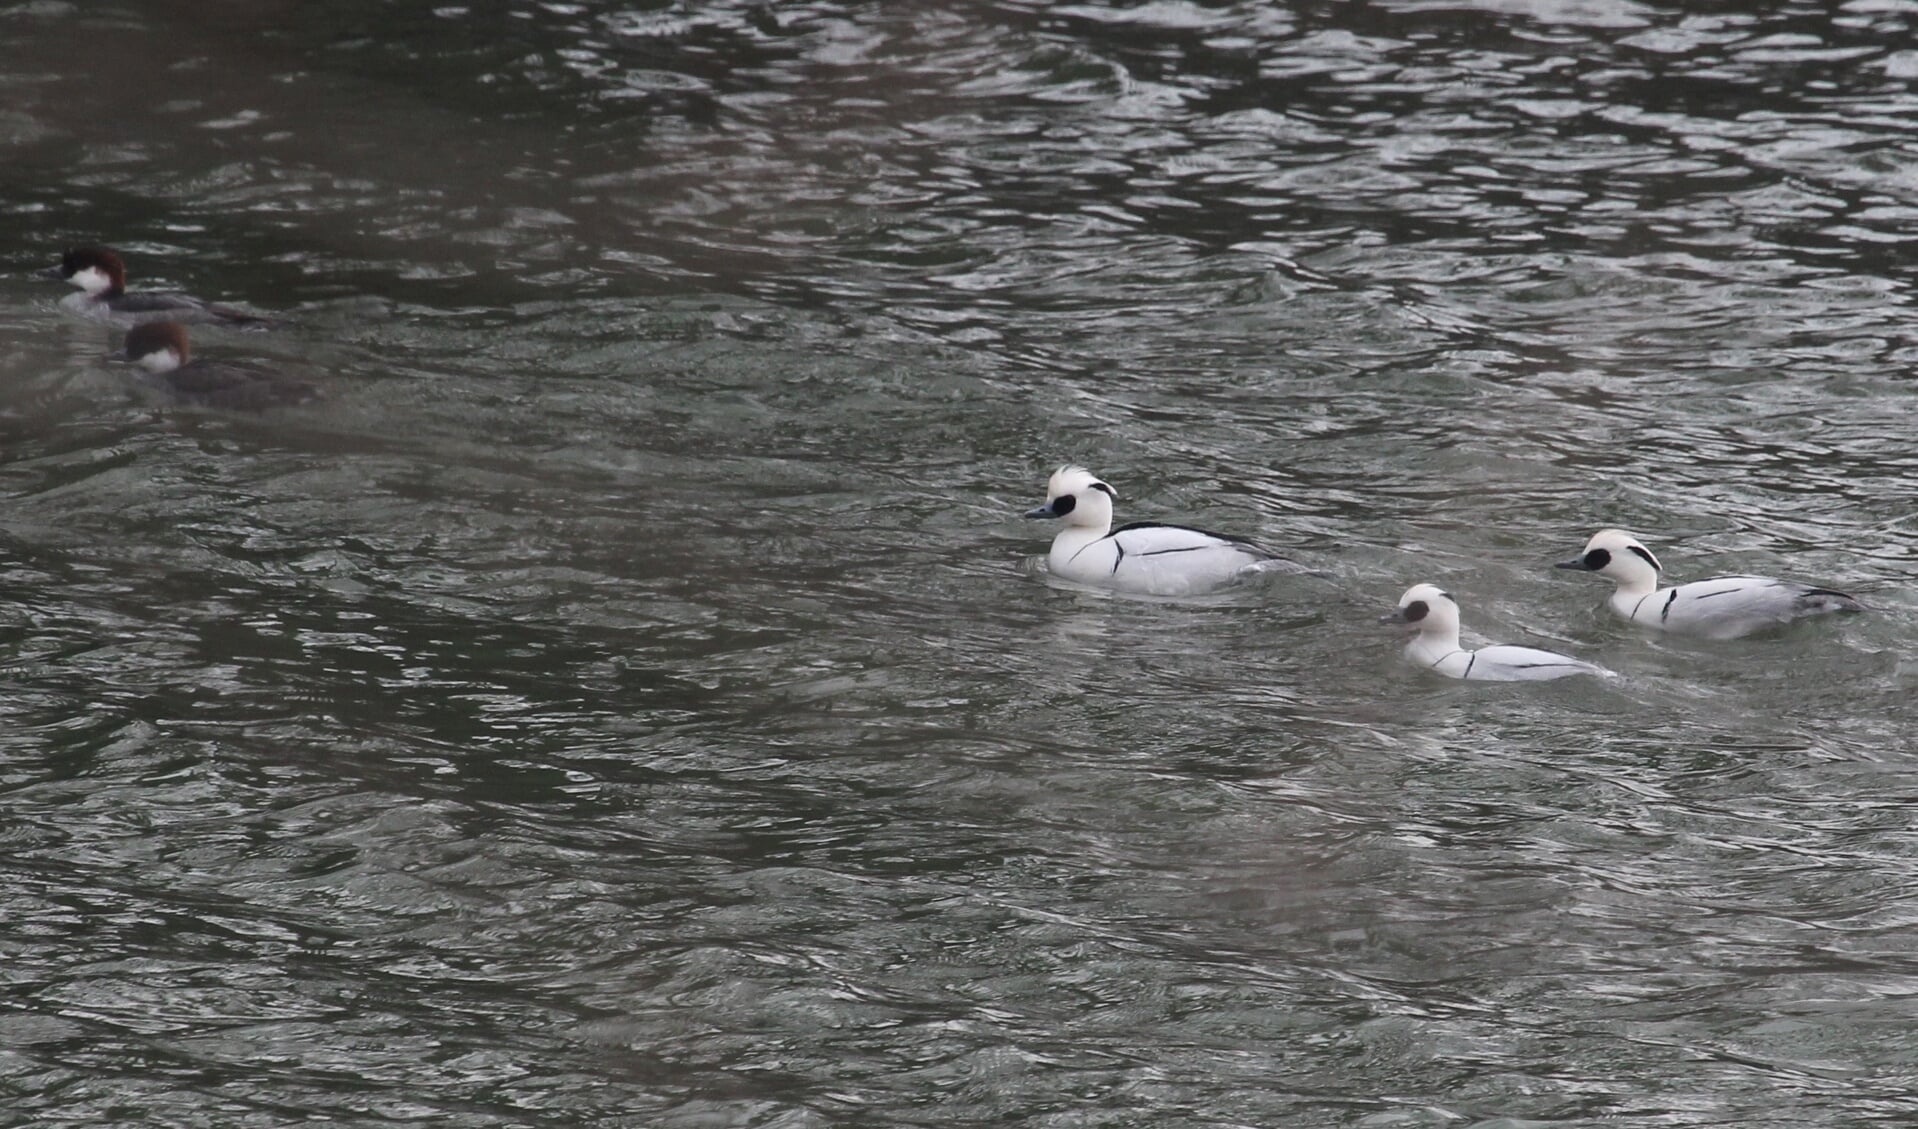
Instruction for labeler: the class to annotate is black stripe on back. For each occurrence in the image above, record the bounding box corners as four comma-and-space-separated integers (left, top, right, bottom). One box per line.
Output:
1111, 521, 1275, 557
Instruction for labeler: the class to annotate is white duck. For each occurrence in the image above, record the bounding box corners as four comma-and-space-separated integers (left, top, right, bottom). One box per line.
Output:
1383, 584, 1609, 681
1023, 465, 1290, 595
1555, 529, 1864, 640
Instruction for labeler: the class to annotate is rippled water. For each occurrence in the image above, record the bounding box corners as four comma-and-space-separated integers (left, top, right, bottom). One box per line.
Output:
4, 2, 1918, 1125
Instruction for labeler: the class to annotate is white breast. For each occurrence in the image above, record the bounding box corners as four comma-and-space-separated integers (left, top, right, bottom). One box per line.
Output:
59, 291, 114, 321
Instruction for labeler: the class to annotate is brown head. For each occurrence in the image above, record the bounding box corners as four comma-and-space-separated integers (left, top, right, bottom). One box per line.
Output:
120, 321, 192, 373
46, 246, 128, 296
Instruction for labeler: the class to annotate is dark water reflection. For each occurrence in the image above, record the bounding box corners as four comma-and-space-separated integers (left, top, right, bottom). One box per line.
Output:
4, 1, 1918, 1126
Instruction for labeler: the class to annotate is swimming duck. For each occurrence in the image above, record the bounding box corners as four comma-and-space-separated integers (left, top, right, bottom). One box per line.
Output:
115, 321, 319, 410
1023, 465, 1291, 595
41, 246, 273, 328
1383, 583, 1609, 681
1555, 528, 1863, 640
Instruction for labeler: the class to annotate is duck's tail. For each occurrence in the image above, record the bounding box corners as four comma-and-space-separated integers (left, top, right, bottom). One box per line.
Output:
1799, 587, 1866, 614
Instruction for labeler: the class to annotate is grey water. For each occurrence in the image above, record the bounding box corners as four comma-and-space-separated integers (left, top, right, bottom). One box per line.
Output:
2, 2, 1917, 1125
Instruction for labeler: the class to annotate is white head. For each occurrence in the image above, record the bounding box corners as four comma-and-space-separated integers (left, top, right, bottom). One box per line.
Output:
1381, 583, 1463, 647
119, 321, 190, 374
1556, 528, 1661, 592
1024, 465, 1116, 532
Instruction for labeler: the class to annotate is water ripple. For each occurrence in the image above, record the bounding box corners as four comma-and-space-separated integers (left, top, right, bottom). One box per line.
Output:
4, 1, 1918, 1126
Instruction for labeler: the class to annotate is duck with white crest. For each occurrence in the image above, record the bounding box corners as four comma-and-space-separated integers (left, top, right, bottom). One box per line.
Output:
1023, 465, 1294, 596
1383, 584, 1610, 681
1555, 529, 1864, 640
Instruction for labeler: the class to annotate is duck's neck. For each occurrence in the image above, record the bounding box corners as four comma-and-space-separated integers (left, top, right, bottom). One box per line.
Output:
1405, 628, 1462, 667
1611, 572, 1659, 600
1050, 521, 1109, 555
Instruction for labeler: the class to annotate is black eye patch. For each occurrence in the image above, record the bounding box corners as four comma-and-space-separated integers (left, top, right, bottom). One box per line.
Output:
1584, 548, 1611, 570
1089, 482, 1115, 498
1626, 544, 1659, 571
1403, 600, 1429, 623
1051, 494, 1077, 516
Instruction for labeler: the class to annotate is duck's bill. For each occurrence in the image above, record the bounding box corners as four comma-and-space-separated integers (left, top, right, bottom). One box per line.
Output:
1378, 608, 1410, 623
34, 265, 63, 280
1023, 504, 1058, 520
1554, 557, 1593, 571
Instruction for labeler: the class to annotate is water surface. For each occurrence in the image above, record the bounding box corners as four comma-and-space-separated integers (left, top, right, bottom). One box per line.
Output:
3, 2, 1917, 1126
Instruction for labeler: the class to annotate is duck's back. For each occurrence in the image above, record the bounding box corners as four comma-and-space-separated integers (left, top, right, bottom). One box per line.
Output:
1625, 576, 1863, 639
1410, 639, 1603, 681
66, 290, 271, 328
153, 361, 320, 411
1465, 644, 1607, 681
1052, 521, 1279, 595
